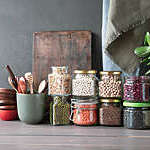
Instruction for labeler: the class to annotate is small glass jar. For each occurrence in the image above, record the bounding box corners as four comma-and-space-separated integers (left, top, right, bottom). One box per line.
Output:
123, 76, 150, 102
99, 71, 122, 98
99, 99, 122, 126
70, 98, 98, 126
72, 70, 98, 97
48, 66, 72, 96
50, 96, 70, 125
123, 101, 150, 129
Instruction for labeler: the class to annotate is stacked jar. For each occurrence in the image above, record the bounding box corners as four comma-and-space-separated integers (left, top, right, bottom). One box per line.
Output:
48, 66, 71, 125
123, 76, 150, 129
71, 70, 98, 126
99, 71, 123, 126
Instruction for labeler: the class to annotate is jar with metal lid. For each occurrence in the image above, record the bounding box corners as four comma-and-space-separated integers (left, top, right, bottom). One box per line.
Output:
123, 101, 150, 129
50, 95, 70, 125
123, 76, 150, 102
70, 98, 98, 126
48, 66, 72, 96
99, 71, 122, 98
99, 99, 122, 126
72, 70, 98, 97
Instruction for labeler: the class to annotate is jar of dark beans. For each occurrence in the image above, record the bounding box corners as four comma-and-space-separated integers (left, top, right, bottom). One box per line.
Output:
123, 76, 150, 102
50, 95, 70, 125
72, 70, 98, 97
99, 99, 122, 126
99, 71, 122, 98
70, 98, 98, 126
123, 101, 150, 129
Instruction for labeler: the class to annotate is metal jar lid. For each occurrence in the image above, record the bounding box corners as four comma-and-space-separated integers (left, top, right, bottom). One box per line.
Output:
99, 71, 122, 75
100, 99, 121, 103
74, 70, 97, 74
123, 101, 150, 107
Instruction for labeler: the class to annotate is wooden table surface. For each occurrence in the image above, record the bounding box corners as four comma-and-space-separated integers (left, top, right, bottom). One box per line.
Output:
0, 121, 150, 150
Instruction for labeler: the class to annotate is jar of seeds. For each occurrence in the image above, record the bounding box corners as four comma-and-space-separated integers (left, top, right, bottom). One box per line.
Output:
123, 101, 150, 129
123, 76, 150, 102
72, 70, 98, 97
99, 99, 122, 126
48, 66, 72, 96
99, 71, 122, 98
70, 98, 98, 126
50, 96, 70, 125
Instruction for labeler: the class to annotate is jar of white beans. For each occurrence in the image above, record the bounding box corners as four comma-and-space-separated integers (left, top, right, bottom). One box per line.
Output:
72, 70, 98, 97
99, 71, 122, 98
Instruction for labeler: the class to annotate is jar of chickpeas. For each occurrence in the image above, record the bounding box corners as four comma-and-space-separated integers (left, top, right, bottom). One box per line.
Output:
99, 71, 122, 98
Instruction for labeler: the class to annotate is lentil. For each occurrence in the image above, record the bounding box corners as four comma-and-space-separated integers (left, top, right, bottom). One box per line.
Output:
71, 99, 98, 126
99, 99, 122, 126
123, 101, 150, 129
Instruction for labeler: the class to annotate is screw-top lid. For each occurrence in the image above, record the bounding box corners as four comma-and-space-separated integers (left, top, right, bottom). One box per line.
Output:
123, 101, 150, 107
100, 99, 121, 103
74, 70, 97, 74
99, 71, 122, 75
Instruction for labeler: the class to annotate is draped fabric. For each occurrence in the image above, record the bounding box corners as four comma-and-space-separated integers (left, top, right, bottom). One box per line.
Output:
102, 0, 150, 75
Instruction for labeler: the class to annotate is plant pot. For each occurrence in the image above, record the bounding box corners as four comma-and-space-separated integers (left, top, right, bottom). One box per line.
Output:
17, 93, 46, 124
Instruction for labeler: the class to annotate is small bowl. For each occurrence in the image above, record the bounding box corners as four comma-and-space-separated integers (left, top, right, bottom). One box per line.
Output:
0, 110, 18, 121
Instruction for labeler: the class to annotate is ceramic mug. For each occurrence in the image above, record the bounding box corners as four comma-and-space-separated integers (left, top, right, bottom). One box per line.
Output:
17, 93, 46, 124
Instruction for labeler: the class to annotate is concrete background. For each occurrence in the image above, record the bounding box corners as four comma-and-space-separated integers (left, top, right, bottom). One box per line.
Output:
0, 0, 102, 88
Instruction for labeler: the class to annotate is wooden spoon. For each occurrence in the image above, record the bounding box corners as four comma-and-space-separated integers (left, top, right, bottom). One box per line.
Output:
8, 77, 18, 92
25, 72, 34, 94
38, 80, 48, 94
18, 77, 27, 94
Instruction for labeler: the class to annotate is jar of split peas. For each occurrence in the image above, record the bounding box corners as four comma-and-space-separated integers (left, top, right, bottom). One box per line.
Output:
70, 98, 98, 126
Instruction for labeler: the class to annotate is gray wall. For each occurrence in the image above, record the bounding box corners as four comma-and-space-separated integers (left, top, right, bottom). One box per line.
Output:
0, 0, 102, 88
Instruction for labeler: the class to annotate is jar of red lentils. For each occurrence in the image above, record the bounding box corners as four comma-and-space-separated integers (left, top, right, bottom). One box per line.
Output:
70, 98, 98, 126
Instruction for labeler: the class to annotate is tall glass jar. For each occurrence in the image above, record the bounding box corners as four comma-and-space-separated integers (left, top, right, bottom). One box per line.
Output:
99, 71, 122, 98
123, 76, 150, 102
50, 95, 70, 125
99, 99, 122, 126
70, 98, 98, 126
48, 66, 72, 96
72, 70, 98, 97
123, 101, 150, 129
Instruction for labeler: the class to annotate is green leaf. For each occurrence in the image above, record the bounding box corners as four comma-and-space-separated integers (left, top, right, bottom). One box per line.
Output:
145, 69, 150, 75
147, 62, 150, 66
134, 46, 150, 57
140, 57, 149, 63
145, 32, 150, 46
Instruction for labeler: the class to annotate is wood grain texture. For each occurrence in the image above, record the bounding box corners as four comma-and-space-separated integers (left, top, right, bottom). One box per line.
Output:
0, 121, 150, 149
33, 30, 91, 89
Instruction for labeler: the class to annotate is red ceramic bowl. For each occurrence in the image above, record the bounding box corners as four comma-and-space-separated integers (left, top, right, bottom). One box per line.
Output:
0, 110, 18, 121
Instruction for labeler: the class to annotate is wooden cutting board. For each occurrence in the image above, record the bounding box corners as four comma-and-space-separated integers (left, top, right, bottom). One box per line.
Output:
33, 30, 91, 89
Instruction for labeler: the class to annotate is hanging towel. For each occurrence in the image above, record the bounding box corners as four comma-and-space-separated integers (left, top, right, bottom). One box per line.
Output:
105, 0, 150, 74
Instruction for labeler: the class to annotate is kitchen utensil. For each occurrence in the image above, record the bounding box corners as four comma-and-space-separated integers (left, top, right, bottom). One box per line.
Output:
38, 80, 48, 94
6, 65, 18, 89
8, 77, 18, 92
18, 77, 27, 94
25, 72, 34, 94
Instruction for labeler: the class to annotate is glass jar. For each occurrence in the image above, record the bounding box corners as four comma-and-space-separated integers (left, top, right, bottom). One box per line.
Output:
99, 99, 122, 126
72, 70, 98, 97
70, 98, 98, 126
50, 96, 70, 125
123, 101, 150, 129
99, 71, 122, 98
48, 66, 72, 96
123, 76, 150, 102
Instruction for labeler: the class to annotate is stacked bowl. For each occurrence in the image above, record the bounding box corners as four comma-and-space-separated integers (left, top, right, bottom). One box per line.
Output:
0, 88, 18, 121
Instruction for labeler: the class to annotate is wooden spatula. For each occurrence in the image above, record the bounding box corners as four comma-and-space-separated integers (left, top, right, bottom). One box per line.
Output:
38, 80, 48, 94
25, 72, 34, 94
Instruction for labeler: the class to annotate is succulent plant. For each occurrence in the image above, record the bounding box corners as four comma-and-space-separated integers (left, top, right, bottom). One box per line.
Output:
134, 32, 150, 75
